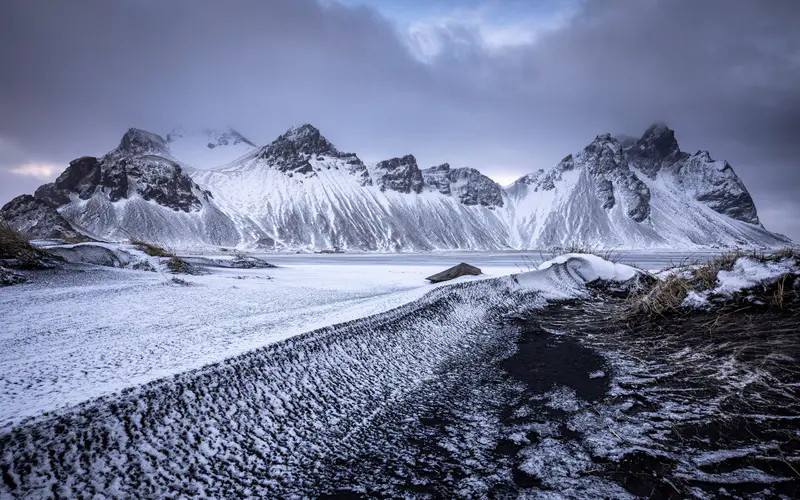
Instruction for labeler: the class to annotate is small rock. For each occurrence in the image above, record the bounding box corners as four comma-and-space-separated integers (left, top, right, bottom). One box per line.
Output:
426, 263, 482, 283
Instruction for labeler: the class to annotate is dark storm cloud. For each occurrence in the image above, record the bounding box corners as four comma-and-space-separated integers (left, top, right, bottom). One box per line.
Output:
1, 0, 798, 238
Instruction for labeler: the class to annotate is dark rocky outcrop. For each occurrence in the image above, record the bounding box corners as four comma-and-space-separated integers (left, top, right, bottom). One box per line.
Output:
539, 155, 575, 191
626, 123, 689, 178
116, 128, 171, 158
373, 155, 424, 194
510, 123, 763, 228
676, 152, 759, 224
35, 129, 208, 214
422, 164, 504, 208
538, 136, 651, 222
426, 262, 482, 283
0, 195, 84, 240
422, 163, 452, 195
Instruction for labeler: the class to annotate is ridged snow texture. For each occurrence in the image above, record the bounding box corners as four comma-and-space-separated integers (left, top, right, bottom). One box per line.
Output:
2, 123, 790, 249
0, 277, 537, 498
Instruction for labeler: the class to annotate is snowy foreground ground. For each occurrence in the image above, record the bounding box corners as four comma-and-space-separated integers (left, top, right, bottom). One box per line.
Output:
0, 250, 697, 429
4, 250, 796, 497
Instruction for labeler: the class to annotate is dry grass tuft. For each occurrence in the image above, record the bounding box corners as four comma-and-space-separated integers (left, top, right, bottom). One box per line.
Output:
624, 273, 692, 317
131, 240, 175, 258
626, 248, 799, 318
0, 220, 48, 268
768, 247, 798, 262
166, 256, 201, 275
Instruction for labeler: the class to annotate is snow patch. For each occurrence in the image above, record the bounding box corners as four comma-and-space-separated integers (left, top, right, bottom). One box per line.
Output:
516, 253, 640, 299
715, 256, 796, 295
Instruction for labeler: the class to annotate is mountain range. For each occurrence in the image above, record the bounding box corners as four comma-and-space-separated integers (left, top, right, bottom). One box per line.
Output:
1, 123, 791, 250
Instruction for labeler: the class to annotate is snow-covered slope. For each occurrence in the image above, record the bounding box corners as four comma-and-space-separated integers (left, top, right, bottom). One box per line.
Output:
505, 125, 790, 248
2, 123, 791, 250
193, 125, 510, 250
8, 129, 241, 247
166, 127, 257, 171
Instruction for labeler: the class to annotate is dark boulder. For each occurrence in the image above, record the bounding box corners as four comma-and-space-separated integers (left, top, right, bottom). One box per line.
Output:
426, 262, 482, 283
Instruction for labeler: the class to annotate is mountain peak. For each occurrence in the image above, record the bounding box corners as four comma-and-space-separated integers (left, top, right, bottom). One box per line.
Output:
283, 123, 320, 140
117, 128, 170, 157
627, 123, 686, 177
636, 123, 680, 157
265, 124, 338, 158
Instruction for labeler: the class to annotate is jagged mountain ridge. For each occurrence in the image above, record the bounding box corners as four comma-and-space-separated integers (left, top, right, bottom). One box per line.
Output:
1, 123, 791, 249
2, 129, 240, 245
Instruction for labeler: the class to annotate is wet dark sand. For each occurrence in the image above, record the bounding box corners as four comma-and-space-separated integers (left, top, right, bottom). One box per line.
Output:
315, 300, 799, 498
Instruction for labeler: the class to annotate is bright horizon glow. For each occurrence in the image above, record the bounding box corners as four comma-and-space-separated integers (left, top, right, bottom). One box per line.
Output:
8, 163, 58, 180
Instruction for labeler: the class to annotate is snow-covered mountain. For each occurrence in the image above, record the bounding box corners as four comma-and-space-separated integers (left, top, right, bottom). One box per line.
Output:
1, 123, 791, 250
192, 125, 509, 250
504, 124, 784, 248
2, 129, 240, 246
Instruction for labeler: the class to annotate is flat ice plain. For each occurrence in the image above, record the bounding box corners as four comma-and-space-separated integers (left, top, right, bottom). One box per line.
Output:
0, 250, 713, 429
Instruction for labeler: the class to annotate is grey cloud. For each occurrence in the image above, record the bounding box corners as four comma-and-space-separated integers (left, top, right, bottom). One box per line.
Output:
1, 0, 798, 239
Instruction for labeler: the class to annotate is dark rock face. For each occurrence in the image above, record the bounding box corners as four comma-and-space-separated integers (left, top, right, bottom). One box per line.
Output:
422, 163, 452, 195
258, 124, 371, 185
0, 195, 83, 240
117, 128, 171, 157
373, 155, 424, 194
5, 127, 214, 245
582, 135, 651, 222
532, 137, 651, 222
426, 262, 482, 283
100, 161, 130, 203
421, 164, 504, 207
34, 156, 101, 207
89, 131, 208, 212
449, 167, 504, 207
626, 123, 688, 178
595, 179, 615, 209
677, 152, 759, 224
628, 125, 758, 224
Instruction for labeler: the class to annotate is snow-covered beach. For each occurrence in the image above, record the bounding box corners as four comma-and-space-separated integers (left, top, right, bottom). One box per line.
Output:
1, 251, 797, 498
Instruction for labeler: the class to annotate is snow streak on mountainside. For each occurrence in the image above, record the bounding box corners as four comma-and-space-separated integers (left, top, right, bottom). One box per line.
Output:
1, 123, 791, 249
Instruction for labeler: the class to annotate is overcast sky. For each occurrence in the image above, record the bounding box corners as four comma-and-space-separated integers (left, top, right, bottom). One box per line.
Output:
1, 0, 798, 240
